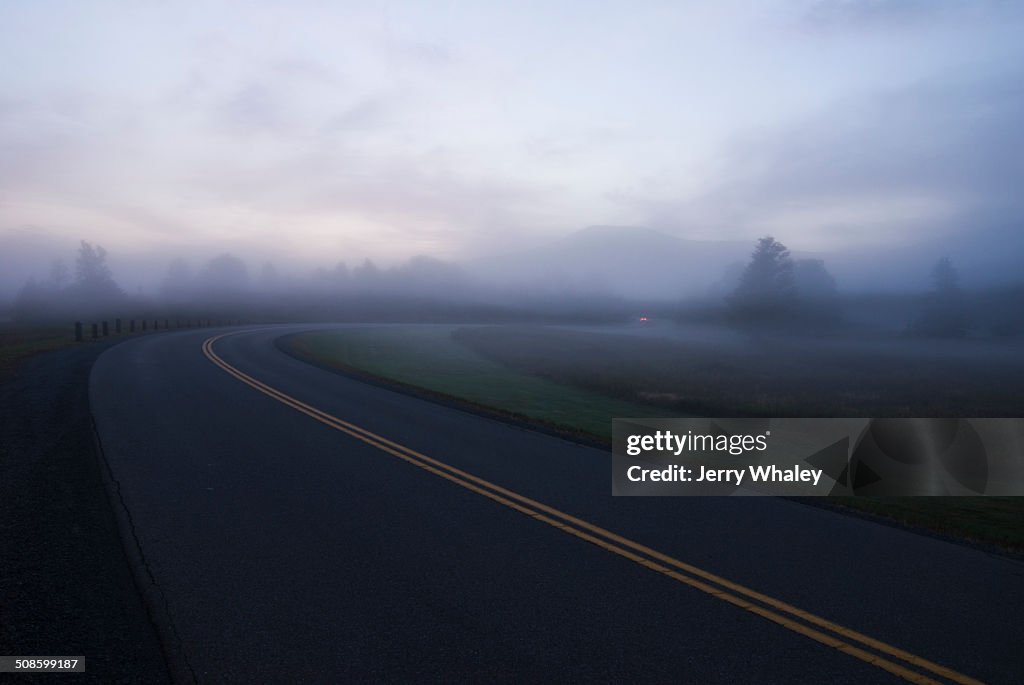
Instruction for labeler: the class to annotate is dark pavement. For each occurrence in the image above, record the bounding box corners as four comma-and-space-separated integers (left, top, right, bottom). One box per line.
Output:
0, 341, 170, 684
87, 325, 1024, 683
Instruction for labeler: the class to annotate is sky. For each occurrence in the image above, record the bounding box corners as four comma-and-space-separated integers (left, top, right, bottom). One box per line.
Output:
1, 0, 1022, 293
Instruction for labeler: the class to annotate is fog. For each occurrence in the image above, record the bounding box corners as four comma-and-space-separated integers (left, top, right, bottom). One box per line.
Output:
2, 1, 1023, 325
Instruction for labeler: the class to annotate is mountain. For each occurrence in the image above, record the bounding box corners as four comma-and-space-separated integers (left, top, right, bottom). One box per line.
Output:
471, 225, 751, 300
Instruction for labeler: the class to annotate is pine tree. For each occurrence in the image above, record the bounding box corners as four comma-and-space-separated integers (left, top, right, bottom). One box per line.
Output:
729, 236, 797, 322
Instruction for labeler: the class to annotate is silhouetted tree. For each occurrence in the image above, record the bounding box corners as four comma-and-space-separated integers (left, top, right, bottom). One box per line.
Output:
75, 240, 122, 299
160, 258, 194, 300
915, 256, 968, 337
794, 259, 837, 300
312, 261, 350, 291
331, 261, 350, 284
729, 236, 796, 322
200, 253, 249, 294
49, 259, 71, 289
352, 259, 381, 291
793, 258, 841, 323
12, 278, 46, 321
258, 262, 280, 291
393, 256, 466, 295
932, 256, 959, 293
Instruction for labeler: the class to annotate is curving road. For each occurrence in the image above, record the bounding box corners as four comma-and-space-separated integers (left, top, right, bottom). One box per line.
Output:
90, 325, 1024, 684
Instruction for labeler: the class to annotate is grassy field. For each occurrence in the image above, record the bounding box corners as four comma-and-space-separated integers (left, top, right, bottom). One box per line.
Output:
0, 324, 77, 383
453, 325, 1024, 417
285, 324, 1024, 553
283, 326, 666, 440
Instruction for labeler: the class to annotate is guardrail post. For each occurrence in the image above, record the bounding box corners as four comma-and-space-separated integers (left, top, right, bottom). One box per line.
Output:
74, 322, 83, 342
91, 323, 98, 339
129, 319, 135, 333
102, 321, 109, 336
142, 320, 147, 331
153, 319, 159, 331
164, 319, 169, 330
115, 318, 122, 334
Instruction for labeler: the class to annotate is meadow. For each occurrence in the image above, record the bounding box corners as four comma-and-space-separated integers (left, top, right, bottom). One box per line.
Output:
281, 325, 667, 441
283, 323, 1024, 551
453, 324, 1024, 418
0, 323, 77, 383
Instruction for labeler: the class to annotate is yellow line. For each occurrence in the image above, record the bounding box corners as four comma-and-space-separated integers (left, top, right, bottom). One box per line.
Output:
202, 332, 986, 685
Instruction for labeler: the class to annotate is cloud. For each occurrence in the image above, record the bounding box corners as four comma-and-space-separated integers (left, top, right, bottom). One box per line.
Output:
3, 0, 1023, 295
322, 97, 392, 133
219, 84, 286, 132
612, 71, 1024, 255
798, 0, 1000, 31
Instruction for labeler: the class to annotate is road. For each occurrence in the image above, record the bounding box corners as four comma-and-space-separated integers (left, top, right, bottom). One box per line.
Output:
89, 325, 1024, 684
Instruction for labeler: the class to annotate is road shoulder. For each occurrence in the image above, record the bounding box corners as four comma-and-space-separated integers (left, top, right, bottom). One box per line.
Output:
0, 342, 171, 683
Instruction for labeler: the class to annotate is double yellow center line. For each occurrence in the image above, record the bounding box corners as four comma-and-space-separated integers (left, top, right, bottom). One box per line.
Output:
203, 332, 984, 685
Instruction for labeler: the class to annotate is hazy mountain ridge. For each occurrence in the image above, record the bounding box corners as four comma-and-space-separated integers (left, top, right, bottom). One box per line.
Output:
471, 225, 752, 300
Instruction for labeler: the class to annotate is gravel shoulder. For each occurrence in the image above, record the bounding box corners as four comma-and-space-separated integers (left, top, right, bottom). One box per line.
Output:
0, 341, 170, 683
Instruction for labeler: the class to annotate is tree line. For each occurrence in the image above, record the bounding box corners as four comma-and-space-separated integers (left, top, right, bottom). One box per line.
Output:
9, 236, 1009, 339
728, 235, 972, 337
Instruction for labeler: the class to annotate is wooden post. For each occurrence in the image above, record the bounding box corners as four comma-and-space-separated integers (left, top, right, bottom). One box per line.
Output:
74, 322, 83, 342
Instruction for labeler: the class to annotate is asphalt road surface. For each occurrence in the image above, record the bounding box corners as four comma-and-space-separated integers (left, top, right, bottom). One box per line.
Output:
89, 325, 1024, 684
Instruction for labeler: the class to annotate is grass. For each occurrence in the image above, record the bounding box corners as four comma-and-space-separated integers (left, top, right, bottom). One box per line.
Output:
282, 326, 666, 441
0, 323, 78, 383
452, 325, 1024, 417
284, 323, 1024, 553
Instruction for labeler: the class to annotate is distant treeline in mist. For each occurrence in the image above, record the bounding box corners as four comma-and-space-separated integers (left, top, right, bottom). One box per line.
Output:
8, 240, 645, 325
712, 236, 1024, 339
7, 236, 1024, 338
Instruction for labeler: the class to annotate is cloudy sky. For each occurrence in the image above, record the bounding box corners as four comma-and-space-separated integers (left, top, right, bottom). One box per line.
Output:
1, 0, 1022, 290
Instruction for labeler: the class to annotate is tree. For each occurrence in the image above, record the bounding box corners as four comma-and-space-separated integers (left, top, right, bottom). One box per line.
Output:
393, 256, 466, 296
352, 259, 381, 290
160, 258, 194, 300
793, 258, 841, 323
75, 241, 121, 299
258, 262, 280, 292
915, 256, 968, 337
49, 259, 71, 289
311, 261, 350, 291
729, 236, 796, 322
200, 253, 249, 294
931, 256, 959, 294
794, 259, 838, 301
12, 278, 46, 321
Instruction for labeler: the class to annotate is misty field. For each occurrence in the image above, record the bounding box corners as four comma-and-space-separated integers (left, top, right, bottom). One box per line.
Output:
281, 326, 666, 440
284, 323, 1024, 551
453, 325, 1024, 418
0, 324, 76, 382
287, 323, 1024, 433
